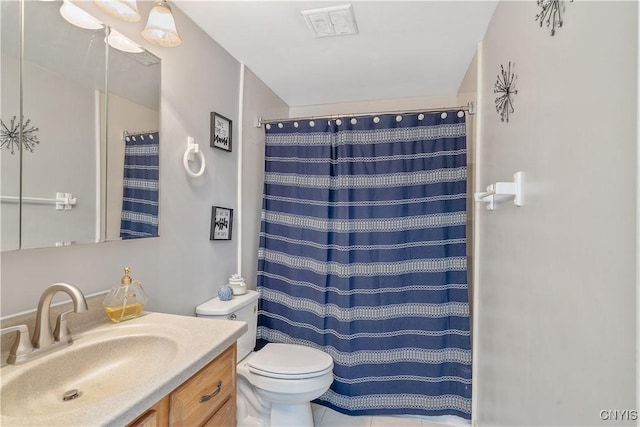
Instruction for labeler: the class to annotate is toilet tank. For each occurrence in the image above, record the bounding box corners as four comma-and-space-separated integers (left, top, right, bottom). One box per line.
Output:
195, 290, 259, 361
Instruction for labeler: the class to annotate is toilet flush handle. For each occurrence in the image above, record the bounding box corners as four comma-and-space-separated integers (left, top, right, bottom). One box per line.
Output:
228, 313, 237, 320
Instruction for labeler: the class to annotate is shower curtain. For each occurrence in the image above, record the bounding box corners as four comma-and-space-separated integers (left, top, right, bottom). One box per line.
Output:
257, 112, 471, 419
120, 131, 159, 239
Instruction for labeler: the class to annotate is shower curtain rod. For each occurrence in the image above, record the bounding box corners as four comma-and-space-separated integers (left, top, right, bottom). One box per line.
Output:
121, 129, 159, 140
256, 101, 475, 127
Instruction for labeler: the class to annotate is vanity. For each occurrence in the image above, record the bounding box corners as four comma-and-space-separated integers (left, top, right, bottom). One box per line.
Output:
0, 309, 246, 426
128, 343, 237, 427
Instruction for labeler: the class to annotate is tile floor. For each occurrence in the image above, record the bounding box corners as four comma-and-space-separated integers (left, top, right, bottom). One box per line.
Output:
311, 404, 469, 427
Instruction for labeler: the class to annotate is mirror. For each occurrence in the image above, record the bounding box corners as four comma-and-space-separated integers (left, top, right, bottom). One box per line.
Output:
20, 1, 107, 250
0, 1, 160, 251
0, 1, 21, 251
104, 32, 160, 241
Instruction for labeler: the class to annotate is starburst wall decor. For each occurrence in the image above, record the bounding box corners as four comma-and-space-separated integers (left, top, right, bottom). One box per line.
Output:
0, 116, 40, 154
494, 62, 518, 123
535, 0, 572, 36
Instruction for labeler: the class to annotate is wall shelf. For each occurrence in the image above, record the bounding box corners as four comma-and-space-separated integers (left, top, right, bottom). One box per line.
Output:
474, 171, 523, 211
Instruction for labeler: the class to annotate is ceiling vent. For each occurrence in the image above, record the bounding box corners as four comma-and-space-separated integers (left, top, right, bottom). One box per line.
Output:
125, 49, 161, 66
301, 4, 358, 38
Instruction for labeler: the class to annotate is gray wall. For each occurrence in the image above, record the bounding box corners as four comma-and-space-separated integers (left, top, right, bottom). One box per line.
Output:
475, 1, 637, 425
289, 94, 459, 118
240, 69, 288, 288
1, 1, 253, 316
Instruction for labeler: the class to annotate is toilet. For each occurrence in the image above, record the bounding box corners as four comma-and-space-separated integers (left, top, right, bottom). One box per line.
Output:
196, 290, 334, 427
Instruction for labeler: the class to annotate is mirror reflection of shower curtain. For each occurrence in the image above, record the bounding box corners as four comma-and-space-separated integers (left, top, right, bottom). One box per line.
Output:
120, 132, 159, 239
257, 112, 471, 419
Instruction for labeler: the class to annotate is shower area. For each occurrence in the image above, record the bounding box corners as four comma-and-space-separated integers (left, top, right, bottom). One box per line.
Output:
254, 106, 474, 421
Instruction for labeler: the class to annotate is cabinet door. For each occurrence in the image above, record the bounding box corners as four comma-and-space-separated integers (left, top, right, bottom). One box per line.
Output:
170, 344, 236, 426
203, 398, 235, 427
128, 396, 169, 427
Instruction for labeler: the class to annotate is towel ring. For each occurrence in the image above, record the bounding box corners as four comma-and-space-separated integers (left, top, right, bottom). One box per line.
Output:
184, 137, 205, 178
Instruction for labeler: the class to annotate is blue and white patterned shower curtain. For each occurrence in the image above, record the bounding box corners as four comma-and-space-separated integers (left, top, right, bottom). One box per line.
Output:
120, 132, 159, 239
257, 112, 471, 419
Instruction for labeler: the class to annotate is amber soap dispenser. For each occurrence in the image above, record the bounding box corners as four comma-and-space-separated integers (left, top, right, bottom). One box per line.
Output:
103, 267, 149, 322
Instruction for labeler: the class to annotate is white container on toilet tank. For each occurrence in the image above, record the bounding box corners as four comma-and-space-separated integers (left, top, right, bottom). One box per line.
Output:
228, 273, 248, 295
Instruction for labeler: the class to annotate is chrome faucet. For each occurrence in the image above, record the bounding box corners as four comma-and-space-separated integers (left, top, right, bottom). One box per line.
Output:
1, 283, 88, 365
32, 283, 88, 349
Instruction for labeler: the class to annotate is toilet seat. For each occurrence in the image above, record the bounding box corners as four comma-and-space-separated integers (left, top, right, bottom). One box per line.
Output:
248, 364, 334, 380
246, 343, 334, 380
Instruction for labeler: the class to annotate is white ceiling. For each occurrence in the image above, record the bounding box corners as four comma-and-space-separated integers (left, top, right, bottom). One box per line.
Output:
174, 1, 497, 107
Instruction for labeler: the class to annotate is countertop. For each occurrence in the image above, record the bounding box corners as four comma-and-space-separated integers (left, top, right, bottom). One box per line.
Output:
0, 311, 247, 426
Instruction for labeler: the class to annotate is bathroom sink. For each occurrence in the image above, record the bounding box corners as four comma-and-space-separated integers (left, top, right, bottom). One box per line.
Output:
0, 312, 245, 426
2, 335, 177, 416
1, 316, 189, 421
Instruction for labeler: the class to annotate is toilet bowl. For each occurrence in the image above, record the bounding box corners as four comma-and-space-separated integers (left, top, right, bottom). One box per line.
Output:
196, 290, 334, 427
238, 343, 334, 426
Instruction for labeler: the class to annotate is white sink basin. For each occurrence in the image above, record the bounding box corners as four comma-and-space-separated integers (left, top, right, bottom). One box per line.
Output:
0, 312, 246, 426
2, 329, 181, 416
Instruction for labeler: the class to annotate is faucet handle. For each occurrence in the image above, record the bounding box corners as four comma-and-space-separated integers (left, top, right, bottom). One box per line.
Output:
1, 324, 34, 364
53, 310, 74, 343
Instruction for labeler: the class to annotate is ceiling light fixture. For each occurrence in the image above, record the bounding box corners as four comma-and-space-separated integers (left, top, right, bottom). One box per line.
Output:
142, 0, 181, 47
94, 0, 141, 22
301, 4, 358, 38
107, 28, 144, 53
59, 0, 104, 30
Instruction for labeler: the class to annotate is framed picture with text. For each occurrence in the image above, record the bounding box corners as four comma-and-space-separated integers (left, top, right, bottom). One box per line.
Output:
211, 112, 232, 152
210, 206, 233, 240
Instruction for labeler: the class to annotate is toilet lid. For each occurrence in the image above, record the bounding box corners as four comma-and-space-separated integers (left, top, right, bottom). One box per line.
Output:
247, 343, 333, 379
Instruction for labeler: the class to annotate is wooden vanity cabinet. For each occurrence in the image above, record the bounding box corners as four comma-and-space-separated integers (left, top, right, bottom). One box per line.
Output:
128, 343, 237, 427
128, 397, 170, 427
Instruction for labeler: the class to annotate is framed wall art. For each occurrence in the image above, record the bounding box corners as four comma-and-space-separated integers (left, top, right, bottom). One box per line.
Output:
211, 112, 232, 152
210, 206, 233, 240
